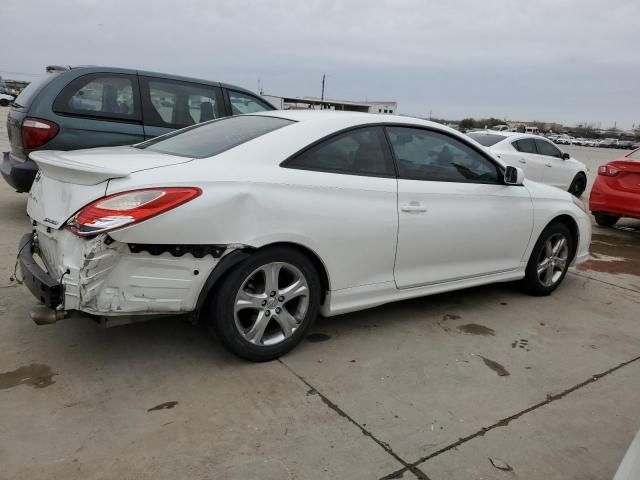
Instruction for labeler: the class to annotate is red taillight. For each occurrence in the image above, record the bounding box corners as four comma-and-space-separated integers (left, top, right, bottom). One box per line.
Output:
598, 165, 620, 177
22, 117, 59, 149
66, 187, 202, 237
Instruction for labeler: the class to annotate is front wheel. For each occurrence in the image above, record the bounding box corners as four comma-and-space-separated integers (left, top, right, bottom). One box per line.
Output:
0, 98, 10, 107
209, 247, 321, 362
568, 173, 587, 198
521, 223, 573, 296
594, 213, 619, 227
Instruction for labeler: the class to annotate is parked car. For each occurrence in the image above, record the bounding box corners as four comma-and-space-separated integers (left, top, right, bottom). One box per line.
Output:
2, 66, 275, 192
613, 429, 640, 480
467, 131, 588, 197
583, 138, 598, 147
0, 93, 15, 106
19, 111, 591, 361
617, 140, 635, 150
555, 136, 573, 145
589, 147, 640, 226
600, 138, 619, 148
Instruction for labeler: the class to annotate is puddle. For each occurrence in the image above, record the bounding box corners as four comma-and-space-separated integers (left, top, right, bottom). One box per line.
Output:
306, 333, 331, 343
458, 323, 495, 336
0, 363, 57, 390
479, 356, 510, 376
579, 233, 640, 276
148, 401, 178, 412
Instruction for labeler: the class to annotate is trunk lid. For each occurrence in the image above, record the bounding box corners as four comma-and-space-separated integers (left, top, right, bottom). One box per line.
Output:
609, 160, 640, 194
27, 146, 192, 228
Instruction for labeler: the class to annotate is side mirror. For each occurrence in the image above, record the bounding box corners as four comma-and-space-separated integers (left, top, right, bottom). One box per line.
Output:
504, 165, 525, 185
562, 152, 570, 160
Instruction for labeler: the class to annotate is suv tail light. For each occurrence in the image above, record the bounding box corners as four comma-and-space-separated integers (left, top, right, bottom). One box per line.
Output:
22, 117, 60, 149
66, 187, 202, 237
598, 165, 620, 177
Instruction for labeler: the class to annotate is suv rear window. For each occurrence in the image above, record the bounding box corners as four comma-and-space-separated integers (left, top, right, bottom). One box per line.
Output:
467, 133, 507, 147
12, 73, 59, 109
136, 115, 294, 158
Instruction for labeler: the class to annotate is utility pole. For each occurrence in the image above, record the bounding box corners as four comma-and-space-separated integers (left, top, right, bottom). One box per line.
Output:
321, 74, 325, 104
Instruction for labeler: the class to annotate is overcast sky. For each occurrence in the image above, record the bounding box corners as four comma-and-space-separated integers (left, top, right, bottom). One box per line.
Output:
3, 0, 639, 128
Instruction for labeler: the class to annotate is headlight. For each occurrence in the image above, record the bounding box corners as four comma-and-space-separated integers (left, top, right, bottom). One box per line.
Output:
572, 195, 588, 213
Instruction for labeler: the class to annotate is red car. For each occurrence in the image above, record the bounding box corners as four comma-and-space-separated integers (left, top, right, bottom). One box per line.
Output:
590, 147, 640, 227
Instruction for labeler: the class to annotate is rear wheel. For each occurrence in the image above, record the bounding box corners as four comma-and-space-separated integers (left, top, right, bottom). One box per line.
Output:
209, 247, 321, 361
521, 223, 573, 296
594, 213, 619, 227
568, 173, 586, 198
0, 98, 10, 107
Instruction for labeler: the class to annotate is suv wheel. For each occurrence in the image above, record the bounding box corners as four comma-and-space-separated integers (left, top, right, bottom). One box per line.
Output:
210, 247, 321, 361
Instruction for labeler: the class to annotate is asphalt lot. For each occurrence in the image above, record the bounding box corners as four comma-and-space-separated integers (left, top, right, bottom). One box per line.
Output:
0, 106, 639, 480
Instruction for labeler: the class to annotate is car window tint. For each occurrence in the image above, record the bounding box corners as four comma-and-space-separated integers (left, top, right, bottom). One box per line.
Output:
228, 90, 273, 114
136, 115, 293, 158
145, 79, 224, 128
387, 126, 500, 183
513, 139, 537, 154
53, 74, 140, 121
286, 127, 394, 177
534, 139, 562, 158
467, 132, 507, 147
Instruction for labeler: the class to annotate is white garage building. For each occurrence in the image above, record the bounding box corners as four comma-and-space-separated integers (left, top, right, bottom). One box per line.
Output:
262, 94, 397, 114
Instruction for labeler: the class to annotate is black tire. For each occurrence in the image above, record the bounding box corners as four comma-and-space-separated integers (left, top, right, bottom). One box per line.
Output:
521, 222, 574, 296
594, 213, 619, 227
568, 173, 587, 198
0, 98, 10, 107
209, 247, 321, 362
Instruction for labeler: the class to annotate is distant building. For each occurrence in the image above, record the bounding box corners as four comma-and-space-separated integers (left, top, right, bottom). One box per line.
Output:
262, 94, 397, 114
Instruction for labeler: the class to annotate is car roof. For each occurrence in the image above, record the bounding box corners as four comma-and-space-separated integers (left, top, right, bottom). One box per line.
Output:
65, 65, 261, 96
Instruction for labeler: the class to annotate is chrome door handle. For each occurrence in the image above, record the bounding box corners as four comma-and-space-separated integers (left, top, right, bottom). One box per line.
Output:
401, 205, 427, 213
545, 162, 552, 167
519, 158, 527, 164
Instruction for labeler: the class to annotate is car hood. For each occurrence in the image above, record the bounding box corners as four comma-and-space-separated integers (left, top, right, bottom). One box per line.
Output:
524, 179, 573, 201
30, 146, 192, 186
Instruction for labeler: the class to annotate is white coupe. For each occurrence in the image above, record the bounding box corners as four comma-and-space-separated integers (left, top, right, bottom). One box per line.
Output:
20, 111, 591, 361
467, 131, 588, 197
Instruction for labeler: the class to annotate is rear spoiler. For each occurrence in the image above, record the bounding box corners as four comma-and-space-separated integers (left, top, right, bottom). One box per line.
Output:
31, 151, 130, 185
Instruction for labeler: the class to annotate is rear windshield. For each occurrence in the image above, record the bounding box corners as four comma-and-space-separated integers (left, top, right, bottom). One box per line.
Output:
137, 115, 294, 158
467, 132, 507, 147
12, 73, 59, 109
627, 149, 640, 160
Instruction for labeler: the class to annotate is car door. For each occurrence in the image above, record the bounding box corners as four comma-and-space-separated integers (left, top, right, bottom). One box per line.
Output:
51, 73, 145, 147
535, 138, 574, 189
387, 126, 533, 288
139, 76, 225, 139
509, 138, 545, 182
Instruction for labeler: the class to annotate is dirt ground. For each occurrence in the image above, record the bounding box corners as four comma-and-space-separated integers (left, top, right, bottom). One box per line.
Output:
0, 106, 639, 479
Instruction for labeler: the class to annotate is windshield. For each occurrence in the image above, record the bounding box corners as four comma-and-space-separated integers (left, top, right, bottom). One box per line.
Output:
467, 132, 507, 147
137, 115, 295, 158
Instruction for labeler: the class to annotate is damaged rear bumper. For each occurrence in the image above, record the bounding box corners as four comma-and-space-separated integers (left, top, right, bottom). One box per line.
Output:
19, 224, 234, 325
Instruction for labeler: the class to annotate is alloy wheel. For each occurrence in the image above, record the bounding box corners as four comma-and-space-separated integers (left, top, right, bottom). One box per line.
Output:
536, 233, 569, 287
233, 262, 310, 346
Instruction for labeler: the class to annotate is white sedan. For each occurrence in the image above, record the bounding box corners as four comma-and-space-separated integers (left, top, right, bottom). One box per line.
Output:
468, 131, 588, 197
20, 111, 591, 361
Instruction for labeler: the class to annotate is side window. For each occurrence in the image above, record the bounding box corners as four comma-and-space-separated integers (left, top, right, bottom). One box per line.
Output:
228, 90, 273, 114
53, 74, 140, 121
512, 139, 537, 154
141, 77, 224, 129
535, 139, 562, 158
285, 127, 394, 177
387, 126, 500, 183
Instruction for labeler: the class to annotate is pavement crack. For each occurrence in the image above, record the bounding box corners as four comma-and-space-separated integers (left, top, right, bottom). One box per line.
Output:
277, 359, 431, 480
380, 353, 640, 479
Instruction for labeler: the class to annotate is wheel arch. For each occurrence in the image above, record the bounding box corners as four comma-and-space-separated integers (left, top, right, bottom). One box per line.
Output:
547, 214, 579, 261
193, 241, 331, 323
